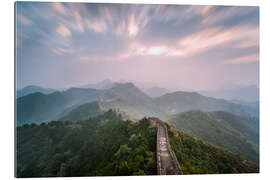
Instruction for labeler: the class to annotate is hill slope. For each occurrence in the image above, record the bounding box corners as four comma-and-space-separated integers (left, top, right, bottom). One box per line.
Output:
167, 124, 259, 174
58, 101, 104, 122
168, 110, 259, 163
144, 87, 169, 97
102, 83, 166, 119
16, 110, 258, 177
200, 85, 259, 102
155, 91, 258, 117
16, 110, 157, 177
108, 83, 153, 105
17, 82, 258, 125
16, 88, 113, 125
16, 92, 69, 126
16, 85, 56, 98
79, 79, 114, 89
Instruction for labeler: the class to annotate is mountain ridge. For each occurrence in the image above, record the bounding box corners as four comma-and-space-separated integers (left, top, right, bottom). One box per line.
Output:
200, 85, 259, 102
16, 85, 56, 98
168, 110, 259, 163
17, 82, 259, 126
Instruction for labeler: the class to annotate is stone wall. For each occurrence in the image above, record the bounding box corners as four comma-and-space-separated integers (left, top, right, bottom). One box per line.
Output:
149, 117, 183, 175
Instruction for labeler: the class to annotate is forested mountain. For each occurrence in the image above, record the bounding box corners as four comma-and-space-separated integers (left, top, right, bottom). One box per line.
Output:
200, 85, 259, 102
79, 79, 114, 89
16, 83, 164, 125
16, 88, 113, 125
143, 87, 169, 97
230, 100, 259, 118
168, 110, 259, 163
154, 91, 259, 118
16, 85, 56, 98
16, 92, 69, 126
109, 83, 153, 105
102, 83, 166, 119
16, 82, 259, 126
16, 110, 258, 177
58, 102, 104, 122
16, 110, 157, 177
167, 124, 259, 174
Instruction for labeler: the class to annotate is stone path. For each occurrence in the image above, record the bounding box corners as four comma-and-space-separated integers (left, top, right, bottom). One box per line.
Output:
149, 117, 183, 175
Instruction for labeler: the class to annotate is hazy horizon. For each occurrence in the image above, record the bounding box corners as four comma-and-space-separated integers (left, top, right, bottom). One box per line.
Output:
17, 78, 259, 92
16, 2, 259, 91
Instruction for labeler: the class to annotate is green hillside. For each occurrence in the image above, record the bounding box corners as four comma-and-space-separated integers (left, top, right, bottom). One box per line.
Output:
155, 91, 258, 117
16, 85, 56, 98
16, 92, 69, 126
167, 124, 259, 174
59, 101, 104, 122
168, 110, 259, 163
16, 110, 157, 177
16, 88, 113, 125
16, 108, 259, 177
17, 83, 259, 126
109, 83, 153, 105
102, 83, 167, 120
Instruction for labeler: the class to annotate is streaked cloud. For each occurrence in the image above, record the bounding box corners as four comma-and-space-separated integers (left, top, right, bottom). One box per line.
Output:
18, 15, 32, 25
200, 6, 258, 26
190, 5, 214, 16
177, 25, 259, 56
52, 47, 73, 55
223, 54, 259, 64
56, 24, 71, 37
51, 2, 67, 15
16, 2, 259, 90
128, 15, 139, 37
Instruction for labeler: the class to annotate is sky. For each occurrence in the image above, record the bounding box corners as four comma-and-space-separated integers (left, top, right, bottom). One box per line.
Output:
16, 2, 259, 91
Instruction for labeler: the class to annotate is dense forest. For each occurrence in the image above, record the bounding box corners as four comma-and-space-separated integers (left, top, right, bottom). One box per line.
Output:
16, 110, 156, 177
16, 109, 259, 177
167, 124, 259, 174
168, 110, 259, 163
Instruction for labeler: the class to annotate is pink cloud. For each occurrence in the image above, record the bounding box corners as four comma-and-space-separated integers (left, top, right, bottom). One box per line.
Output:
223, 54, 259, 64
79, 52, 131, 62
85, 19, 107, 33
56, 24, 71, 37
79, 40, 187, 62
201, 6, 213, 15
18, 15, 32, 25
200, 7, 256, 25
234, 39, 259, 48
190, 5, 214, 16
52, 47, 73, 55
55, 3, 85, 33
70, 7, 85, 32
128, 15, 139, 37
78, 23, 258, 62
177, 25, 259, 56
52, 2, 67, 15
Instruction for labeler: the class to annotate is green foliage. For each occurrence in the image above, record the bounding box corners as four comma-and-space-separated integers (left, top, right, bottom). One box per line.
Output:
16, 111, 156, 177
16, 92, 69, 126
59, 101, 104, 122
154, 91, 258, 117
168, 110, 259, 163
16, 88, 114, 125
167, 125, 259, 174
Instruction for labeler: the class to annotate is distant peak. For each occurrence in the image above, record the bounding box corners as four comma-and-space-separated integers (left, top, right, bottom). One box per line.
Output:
102, 79, 112, 83
21, 85, 42, 90
170, 91, 201, 95
113, 82, 136, 88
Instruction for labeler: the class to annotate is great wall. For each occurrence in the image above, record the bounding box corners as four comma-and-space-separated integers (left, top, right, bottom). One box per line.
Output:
149, 117, 183, 175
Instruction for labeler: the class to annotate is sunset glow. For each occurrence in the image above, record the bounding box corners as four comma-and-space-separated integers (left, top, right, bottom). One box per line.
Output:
16, 2, 259, 90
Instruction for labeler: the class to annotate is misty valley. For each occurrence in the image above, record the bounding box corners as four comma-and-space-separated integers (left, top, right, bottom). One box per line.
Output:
16, 81, 259, 177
